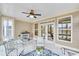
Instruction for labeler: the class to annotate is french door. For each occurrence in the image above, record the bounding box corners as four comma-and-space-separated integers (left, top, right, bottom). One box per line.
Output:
41, 22, 55, 41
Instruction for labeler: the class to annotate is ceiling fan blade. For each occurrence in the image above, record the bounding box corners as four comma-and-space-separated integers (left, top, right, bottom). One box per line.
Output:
34, 16, 37, 18
34, 14, 41, 16
22, 12, 30, 14
27, 15, 30, 17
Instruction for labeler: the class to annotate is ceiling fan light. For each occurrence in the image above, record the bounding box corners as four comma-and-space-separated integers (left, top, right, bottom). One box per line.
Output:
29, 15, 34, 18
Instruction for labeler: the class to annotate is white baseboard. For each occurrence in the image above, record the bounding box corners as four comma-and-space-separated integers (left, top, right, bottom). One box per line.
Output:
55, 43, 79, 52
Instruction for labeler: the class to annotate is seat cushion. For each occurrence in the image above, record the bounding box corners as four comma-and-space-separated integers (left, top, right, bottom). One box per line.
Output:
0, 45, 6, 56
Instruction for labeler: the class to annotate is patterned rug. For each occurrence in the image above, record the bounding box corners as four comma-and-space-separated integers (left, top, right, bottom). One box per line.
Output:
19, 49, 59, 56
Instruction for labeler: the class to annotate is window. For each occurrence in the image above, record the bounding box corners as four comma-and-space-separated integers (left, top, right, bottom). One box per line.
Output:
57, 16, 72, 42
41, 25, 46, 38
35, 23, 38, 36
2, 18, 14, 41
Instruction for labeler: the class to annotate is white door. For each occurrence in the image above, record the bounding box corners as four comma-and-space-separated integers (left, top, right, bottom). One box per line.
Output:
41, 22, 55, 41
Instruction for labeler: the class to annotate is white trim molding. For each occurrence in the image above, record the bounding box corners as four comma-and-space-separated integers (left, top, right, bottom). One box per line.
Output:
55, 43, 79, 52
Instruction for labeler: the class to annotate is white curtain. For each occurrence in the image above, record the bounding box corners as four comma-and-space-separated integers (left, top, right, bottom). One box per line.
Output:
2, 16, 14, 41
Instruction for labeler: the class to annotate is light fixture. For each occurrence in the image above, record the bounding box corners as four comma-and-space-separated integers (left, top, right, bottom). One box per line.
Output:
29, 15, 34, 18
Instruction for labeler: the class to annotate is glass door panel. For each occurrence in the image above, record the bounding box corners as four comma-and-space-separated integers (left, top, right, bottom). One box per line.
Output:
47, 24, 54, 41
41, 25, 46, 39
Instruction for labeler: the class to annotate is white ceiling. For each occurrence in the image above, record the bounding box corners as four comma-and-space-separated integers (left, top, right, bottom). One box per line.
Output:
0, 3, 79, 22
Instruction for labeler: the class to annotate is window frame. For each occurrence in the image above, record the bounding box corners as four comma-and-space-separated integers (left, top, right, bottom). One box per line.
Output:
57, 15, 73, 43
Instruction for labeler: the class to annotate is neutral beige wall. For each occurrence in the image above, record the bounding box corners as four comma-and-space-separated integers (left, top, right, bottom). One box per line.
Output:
14, 20, 33, 38
55, 12, 79, 49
